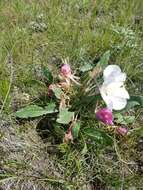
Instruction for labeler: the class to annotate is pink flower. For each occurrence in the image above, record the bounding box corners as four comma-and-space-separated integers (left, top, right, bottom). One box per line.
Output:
96, 108, 113, 125
60, 64, 71, 78
116, 127, 128, 136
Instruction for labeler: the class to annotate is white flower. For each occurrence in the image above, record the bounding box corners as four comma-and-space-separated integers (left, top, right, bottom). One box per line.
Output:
100, 65, 130, 110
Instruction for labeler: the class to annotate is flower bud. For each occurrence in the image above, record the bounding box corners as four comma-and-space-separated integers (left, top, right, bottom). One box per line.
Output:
60, 64, 71, 78
63, 130, 73, 143
116, 127, 128, 136
96, 108, 113, 125
48, 84, 56, 97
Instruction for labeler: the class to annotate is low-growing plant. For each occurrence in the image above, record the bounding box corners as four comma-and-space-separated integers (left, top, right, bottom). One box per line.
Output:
15, 51, 143, 147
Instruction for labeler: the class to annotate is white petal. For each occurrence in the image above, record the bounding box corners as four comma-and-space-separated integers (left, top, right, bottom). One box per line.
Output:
112, 87, 130, 99
100, 84, 129, 110
105, 83, 129, 99
111, 97, 127, 110
99, 86, 113, 109
104, 65, 121, 80
105, 82, 123, 95
100, 65, 129, 111
114, 73, 126, 82
105, 72, 126, 83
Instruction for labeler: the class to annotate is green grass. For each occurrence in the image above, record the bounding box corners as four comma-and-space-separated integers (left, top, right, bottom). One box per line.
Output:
0, 0, 143, 189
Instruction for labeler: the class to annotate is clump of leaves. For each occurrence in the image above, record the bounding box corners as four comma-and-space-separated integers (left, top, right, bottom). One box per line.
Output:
15, 51, 143, 146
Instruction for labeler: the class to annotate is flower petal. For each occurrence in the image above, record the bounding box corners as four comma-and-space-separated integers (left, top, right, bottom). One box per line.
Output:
105, 82, 129, 99
114, 73, 126, 82
103, 65, 121, 80
100, 65, 129, 111
116, 127, 128, 136
105, 72, 126, 83
100, 84, 128, 110
111, 97, 127, 110
96, 108, 113, 125
99, 86, 113, 110
112, 86, 130, 99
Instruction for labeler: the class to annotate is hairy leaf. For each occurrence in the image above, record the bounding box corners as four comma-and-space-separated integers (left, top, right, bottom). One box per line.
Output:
97, 50, 110, 69
72, 121, 81, 139
114, 113, 135, 125
15, 103, 57, 118
52, 87, 63, 99
57, 108, 74, 124
83, 127, 113, 145
80, 63, 93, 72
44, 102, 58, 113
127, 95, 143, 108
90, 50, 110, 79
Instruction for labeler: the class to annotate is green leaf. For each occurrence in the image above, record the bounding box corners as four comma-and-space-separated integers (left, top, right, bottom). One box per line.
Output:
89, 51, 110, 79
83, 127, 113, 145
114, 113, 135, 125
52, 87, 63, 99
57, 108, 74, 124
126, 100, 140, 110
72, 121, 81, 139
125, 116, 135, 124
15, 105, 45, 118
80, 63, 93, 72
15, 103, 57, 118
44, 102, 58, 113
127, 95, 143, 108
42, 66, 53, 83
97, 50, 110, 69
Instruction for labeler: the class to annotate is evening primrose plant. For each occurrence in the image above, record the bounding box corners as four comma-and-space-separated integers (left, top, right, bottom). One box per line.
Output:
15, 51, 139, 145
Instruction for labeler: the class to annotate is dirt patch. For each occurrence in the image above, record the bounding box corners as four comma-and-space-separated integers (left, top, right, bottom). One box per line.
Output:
0, 117, 63, 190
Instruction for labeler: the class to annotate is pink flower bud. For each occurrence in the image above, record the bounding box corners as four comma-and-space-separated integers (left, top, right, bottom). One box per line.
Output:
96, 108, 113, 125
47, 84, 56, 97
60, 64, 71, 78
116, 127, 128, 136
63, 130, 73, 143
